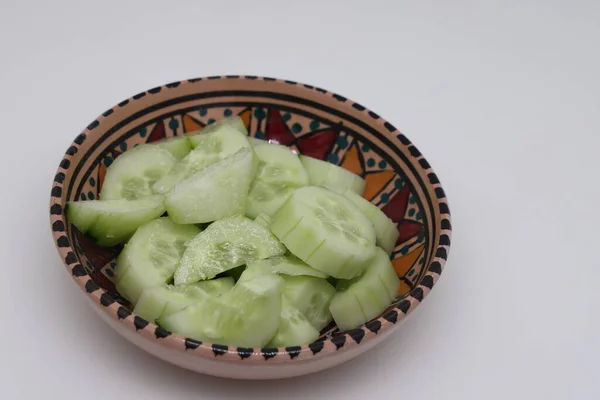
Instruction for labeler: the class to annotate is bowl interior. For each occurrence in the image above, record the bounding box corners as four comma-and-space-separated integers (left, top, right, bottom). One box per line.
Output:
51, 77, 450, 357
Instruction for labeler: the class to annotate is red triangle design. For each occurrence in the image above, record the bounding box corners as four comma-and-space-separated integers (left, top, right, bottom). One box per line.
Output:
147, 121, 166, 143
297, 130, 337, 160
89, 268, 118, 293
265, 109, 295, 145
381, 185, 411, 222
396, 220, 424, 244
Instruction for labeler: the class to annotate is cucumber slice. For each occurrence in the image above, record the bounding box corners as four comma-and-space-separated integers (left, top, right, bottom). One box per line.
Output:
114, 217, 201, 303
329, 290, 366, 332
188, 116, 248, 148
66, 195, 166, 247
267, 296, 320, 347
327, 186, 399, 255
246, 143, 309, 219
100, 145, 177, 200
153, 124, 251, 194
282, 275, 336, 331
159, 274, 284, 347
133, 278, 234, 322
300, 155, 366, 195
174, 215, 286, 284
243, 255, 329, 281
329, 247, 400, 331
153, 136, 192, 160
270, 186, 377, 279
248, 137, 267, 147
164, 148, 256, 224
254, 212, 272, 228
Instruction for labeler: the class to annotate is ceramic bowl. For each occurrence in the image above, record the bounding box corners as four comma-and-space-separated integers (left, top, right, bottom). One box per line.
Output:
49, 76, 452, 380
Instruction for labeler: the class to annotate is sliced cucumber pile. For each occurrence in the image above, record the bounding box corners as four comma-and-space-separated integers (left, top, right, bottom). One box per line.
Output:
66, 116, 402, 347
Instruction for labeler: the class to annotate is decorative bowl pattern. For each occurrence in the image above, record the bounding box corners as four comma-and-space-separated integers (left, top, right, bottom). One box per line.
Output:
49, 76, 451, 379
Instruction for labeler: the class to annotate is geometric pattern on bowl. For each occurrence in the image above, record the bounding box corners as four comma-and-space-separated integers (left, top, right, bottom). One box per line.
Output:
50, 76, 451, 367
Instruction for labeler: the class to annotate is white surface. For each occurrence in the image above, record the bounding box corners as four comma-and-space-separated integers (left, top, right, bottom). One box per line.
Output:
0, 0, 598, 398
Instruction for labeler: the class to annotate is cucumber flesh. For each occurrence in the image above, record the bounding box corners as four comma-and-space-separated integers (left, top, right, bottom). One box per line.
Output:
270, 186, 376, 279
328, 186, 399, 255
329, 290, 366, 331
100, 145, 177, 200
164, 148, 255, 224
300, 155, 366, 195
246, 143, 309, 219
248, 137, 267, 147
254, 212, 272, 228
66, 195, 166, 247
243, 255, 329, 281
282, 275, 336, 331
329, 247, 400, 331
115, 217, 201, 303
174, 215, 286, 284
267, 296, 320, 347
153, 124, 251, 194
159, 274, 283, 347
153, 136, 192, 160
133, 277, 234, 322
188, 116, 248, 148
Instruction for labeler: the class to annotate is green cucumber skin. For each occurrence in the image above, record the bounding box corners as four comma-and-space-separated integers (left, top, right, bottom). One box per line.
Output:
329, 247, 400, 331
66, 195, 166, 247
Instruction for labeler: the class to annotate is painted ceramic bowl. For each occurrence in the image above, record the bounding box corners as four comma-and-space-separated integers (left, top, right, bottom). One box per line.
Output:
49, 76, 451, 380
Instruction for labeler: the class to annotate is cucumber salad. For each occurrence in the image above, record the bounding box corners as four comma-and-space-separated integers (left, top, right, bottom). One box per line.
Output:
67, 116, 401, 348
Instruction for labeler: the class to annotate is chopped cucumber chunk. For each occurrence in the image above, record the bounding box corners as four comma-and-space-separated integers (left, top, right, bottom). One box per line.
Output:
133, 278, 234, 322
153, 121, 251, 194
270, 186, 376, 279
164, 148, 256, 224
246, 143, 309, 218
153, 136, 193, 160
174, 215, 285, 284
101, 145, 177, 200
282, 275, 336, 331
330, 247, 400, 331
159, 274, 283, 347
115, 217, 201, 303
300, 155, 366, 195
66, 195, 166, 247
267, 296, 320, 347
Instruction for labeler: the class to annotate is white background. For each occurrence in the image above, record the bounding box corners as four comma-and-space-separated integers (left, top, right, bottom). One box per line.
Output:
0, 1, 598, 399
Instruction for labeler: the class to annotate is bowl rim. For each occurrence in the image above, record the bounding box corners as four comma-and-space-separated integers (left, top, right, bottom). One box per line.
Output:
49, 75, 452, 364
